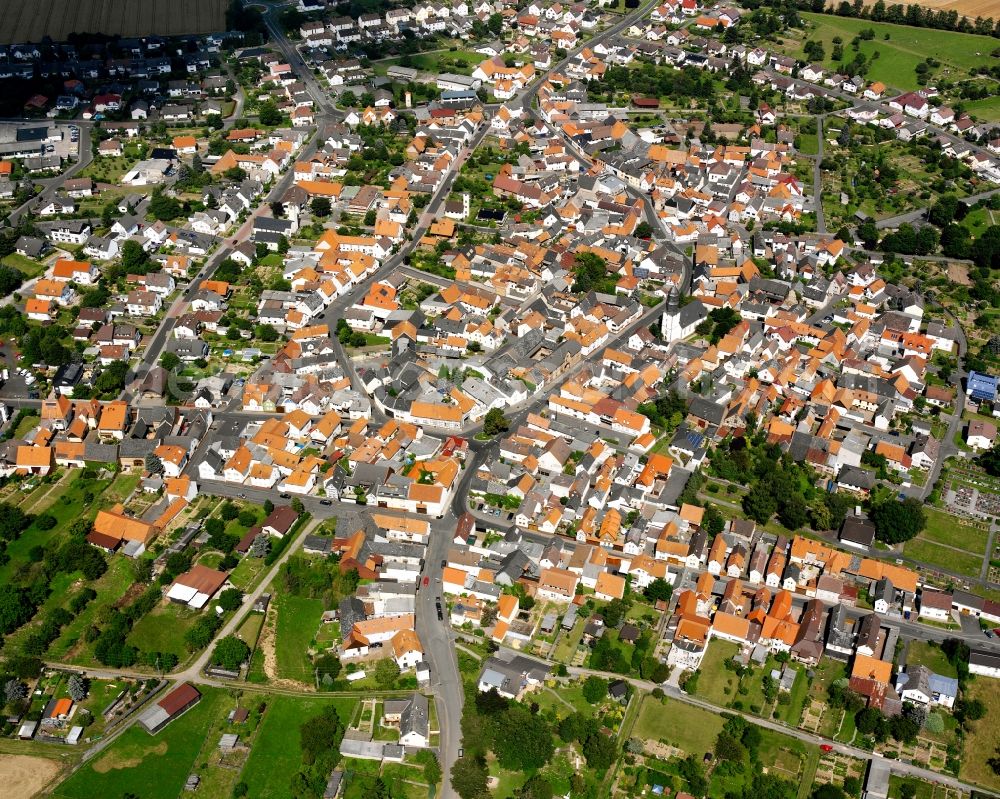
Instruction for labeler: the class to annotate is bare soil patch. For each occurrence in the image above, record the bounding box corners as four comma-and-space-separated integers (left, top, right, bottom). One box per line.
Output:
0, 754, 62, 798
92, 740, 168, 773
947, 261, 972, 286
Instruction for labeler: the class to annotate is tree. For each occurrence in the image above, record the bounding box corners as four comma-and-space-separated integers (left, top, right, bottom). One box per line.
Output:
211, 635, 251, 670
221, 502, 239, 521
144, 453, 163, 475
67, 673, 89, 701
870, 497, 925, 544
250, 533, 270, 558
490, 704, 554, 771
778, 492, 809, 530
582, 731, 617, 770
160, 351, 181, 371
0, 584, 35, 634
715, 730, 747, 761
483, 408, 509, 437
572, 252, 611, 294
237, 510, 256, 527
258, 101, 281, 126
635, 221, 654, 239
517, 774, 553, 799
217, 587, 243, 611
451, 756, 489, 799
148, 191, 182, 221
812, 785, 846, 799
582, 675, 608, 703
4, 679, 27, 705
299, 703, 345, 766
373, 657, 400, 688
644, 577, 673, 603
255, 324, 279, 342
120, 239, 150, 273
743, 483, 778, 523
311, 197, 331, 217
315, 653, 342, 684
843, 777, 862, 797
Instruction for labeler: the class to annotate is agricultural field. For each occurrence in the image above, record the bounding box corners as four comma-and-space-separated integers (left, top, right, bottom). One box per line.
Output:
777, 12, 1000, 92
863, 0, 1000, 20
0, 0, 228, 44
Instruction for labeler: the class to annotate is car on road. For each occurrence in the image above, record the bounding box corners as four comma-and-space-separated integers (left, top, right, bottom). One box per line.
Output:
319, 499, 333, 505
440, 559, 447, 568
279, 492, 291, 499
423, 576, 429, 587
819, 744, 833, 752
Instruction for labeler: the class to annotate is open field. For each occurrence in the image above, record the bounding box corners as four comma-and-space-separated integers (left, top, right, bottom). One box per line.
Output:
52, 687, 227, 799
241, 695, 358, 799
634, 695, 724, 755
0, 0, 228, 44
778, 12, 1000, 91
959, 678, 1000, 791
274, 594, 324, 682
906, 640, 959, 678
919, 508, 990, 554
902, 537, 983, 577
0, 754, 62, 799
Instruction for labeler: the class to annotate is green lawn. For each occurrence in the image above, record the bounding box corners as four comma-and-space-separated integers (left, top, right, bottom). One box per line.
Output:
634, 695, 723, 756
47, 557, 136, 661
692, 639, 741, 707
918, 508, 989, 554
783, 12, 1000, 92
960, 678, 1000, 792
52, 686, 226, 799
0, 472, 116, 584
241, 695, 357, 799
127, 603, 201, 661
798, 133, 819, 156
378, 49, 483, 76
906, 640, 958, 679
14, 412, 40, 438
960, 206, 996, 238
274, 594, 324, 682
902, 537, 983, 577
2, 252, 47, 277
780, 667, 810, 726
964, 94, 1000, 123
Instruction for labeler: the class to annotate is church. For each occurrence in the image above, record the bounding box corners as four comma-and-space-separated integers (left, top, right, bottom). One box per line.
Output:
661, 285, 707, 342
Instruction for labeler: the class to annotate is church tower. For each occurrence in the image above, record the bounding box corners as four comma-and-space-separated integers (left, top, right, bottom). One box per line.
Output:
661, 284, 681, 341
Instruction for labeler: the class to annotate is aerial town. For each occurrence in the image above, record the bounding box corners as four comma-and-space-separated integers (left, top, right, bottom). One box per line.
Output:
0, 0, 999, 798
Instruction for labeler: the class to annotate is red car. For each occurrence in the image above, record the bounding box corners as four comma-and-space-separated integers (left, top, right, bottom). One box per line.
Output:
422, 576, 429, 587
820, 744, 834, 753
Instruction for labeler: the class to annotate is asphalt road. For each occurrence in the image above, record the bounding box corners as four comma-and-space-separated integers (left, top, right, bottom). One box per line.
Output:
8, 122, 93, 227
